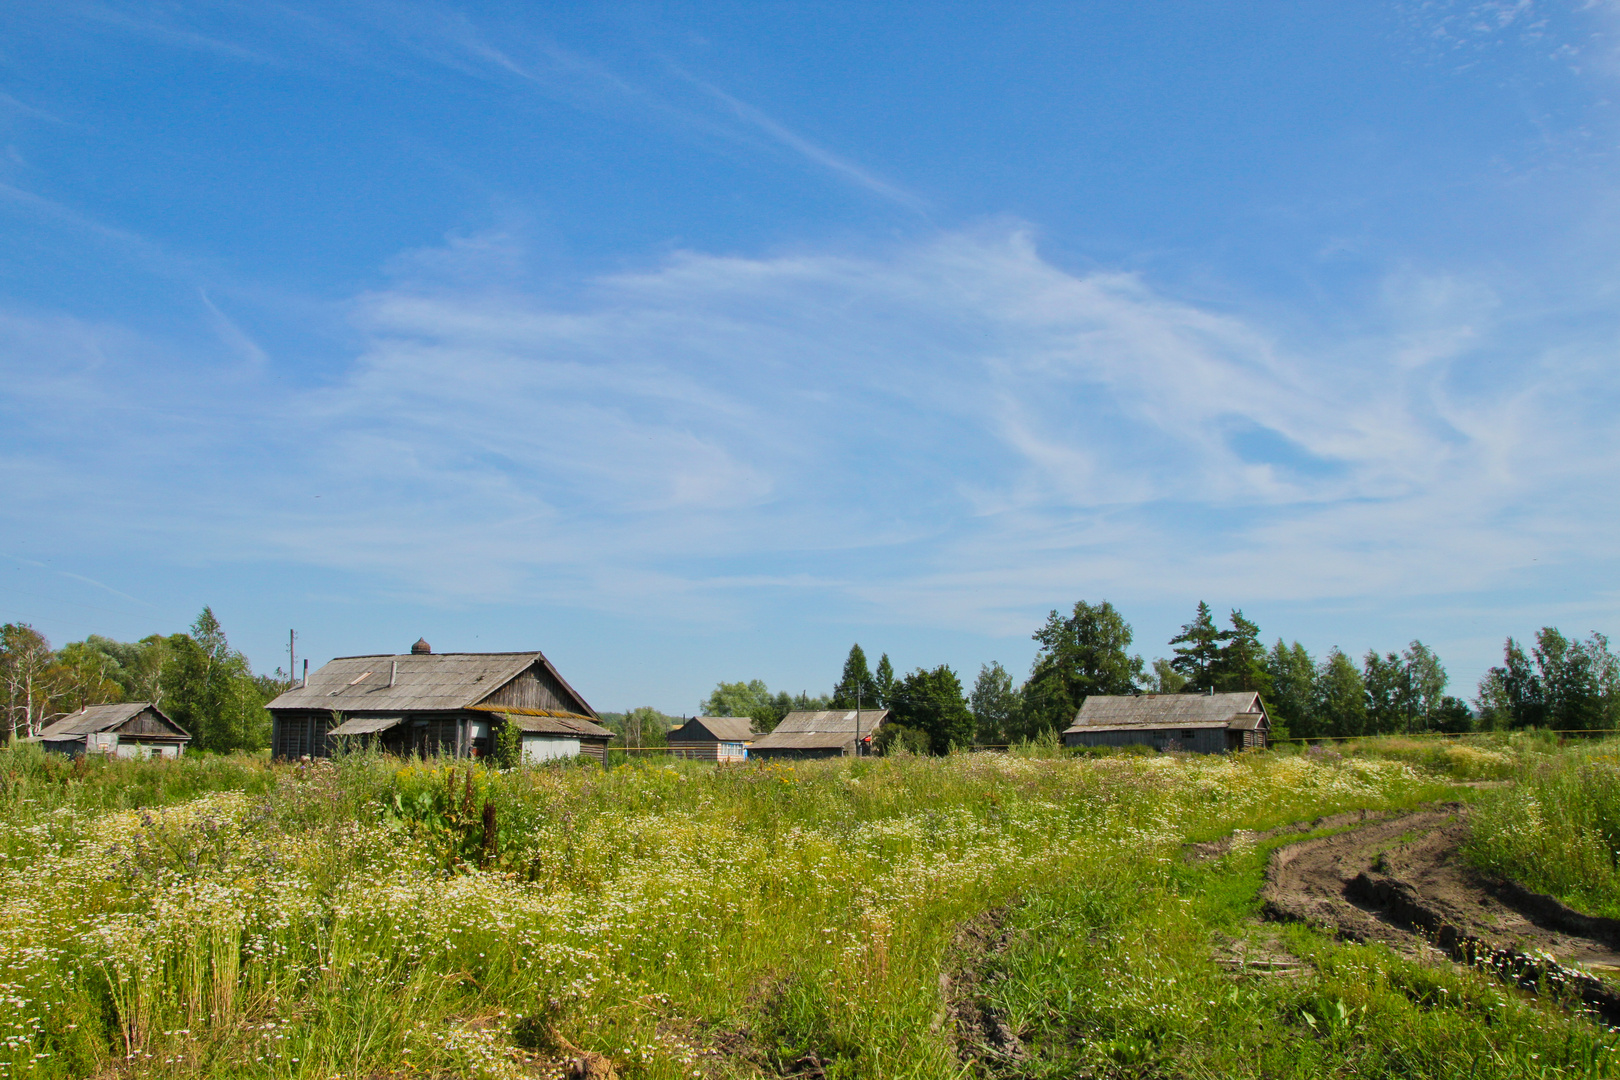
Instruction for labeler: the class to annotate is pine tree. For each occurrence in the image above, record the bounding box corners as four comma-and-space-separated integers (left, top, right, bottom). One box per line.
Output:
874, 653, 895, 707
1212, 610, 1270, 695
1169, 602, 1224, 692
831, 644, 882, 709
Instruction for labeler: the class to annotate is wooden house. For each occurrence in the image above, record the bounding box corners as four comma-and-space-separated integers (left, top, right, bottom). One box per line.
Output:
665, 716, 757, 761
748, 709, 888, 759
36, 702, 191, 758
1061, 691, 1269, 753
266, 638, 612, 763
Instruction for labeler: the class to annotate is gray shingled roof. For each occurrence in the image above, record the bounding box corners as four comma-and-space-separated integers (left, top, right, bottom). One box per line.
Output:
769, 710, 889, 734
751, 710, 887, 752
668, 716, 756, 743
748, 730, 861, 751
37, 702, 187, 740
495, 712, 614, 738
266, 652, 590, 714
1063, 693, 1267, 734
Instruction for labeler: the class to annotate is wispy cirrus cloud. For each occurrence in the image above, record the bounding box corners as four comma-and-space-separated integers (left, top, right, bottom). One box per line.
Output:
3, 224, 1614, 641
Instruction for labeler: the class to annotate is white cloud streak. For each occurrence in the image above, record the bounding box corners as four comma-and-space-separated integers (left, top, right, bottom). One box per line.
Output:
1, 226, 1616, 638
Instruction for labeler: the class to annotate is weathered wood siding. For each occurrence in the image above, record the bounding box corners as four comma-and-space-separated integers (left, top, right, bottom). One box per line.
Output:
668, 738, 748, 762
272, 711, 337, 759
481, 663, 578, 713
1063, 727, 1234, 754
119, 707, 182, 737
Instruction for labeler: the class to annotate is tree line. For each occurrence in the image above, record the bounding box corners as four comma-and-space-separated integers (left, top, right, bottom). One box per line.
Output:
696, 600, 1620, 751
0, 608, 281, 751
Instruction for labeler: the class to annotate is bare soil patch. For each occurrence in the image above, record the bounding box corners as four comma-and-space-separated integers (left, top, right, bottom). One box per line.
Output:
1260, 803, 1620, 1020
940, 907, 1028, 1076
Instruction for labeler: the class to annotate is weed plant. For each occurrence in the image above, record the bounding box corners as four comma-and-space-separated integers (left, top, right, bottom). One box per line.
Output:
0, 741, 1610, 1079
1467, 740, 1620, 918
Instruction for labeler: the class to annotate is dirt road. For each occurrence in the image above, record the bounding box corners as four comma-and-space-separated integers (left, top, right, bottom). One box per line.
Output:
1260, 803, 1620, 1019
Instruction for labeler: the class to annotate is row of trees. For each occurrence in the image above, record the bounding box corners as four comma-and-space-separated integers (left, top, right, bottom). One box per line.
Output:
0, 609, 280, 751
699, 601, 1620, 753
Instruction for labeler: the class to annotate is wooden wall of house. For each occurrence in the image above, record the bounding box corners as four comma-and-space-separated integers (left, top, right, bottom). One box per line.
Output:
1063, 728, 1233, 754
272, 711, 336, 760
481, 663, 582, 714
120, 708, 182, 737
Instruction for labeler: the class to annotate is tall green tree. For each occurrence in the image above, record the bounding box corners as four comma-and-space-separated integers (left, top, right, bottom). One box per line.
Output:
888, 665, 974, 754
1313, 648, 1367, 738
831, 644, 881, 709
1403, 641, 1448, 724
1212, 610, 1271, 695
1477, 637, 1544, 730
969, 662, 1018, 746
1169, 602, 1224, 692
1361, 651, 1409, 735
1020, 600, 1145, 737
1529, 628, 1617, 732
161, 608, 270, 752
874, 653, 895, 707
1265, 640, 1315, 738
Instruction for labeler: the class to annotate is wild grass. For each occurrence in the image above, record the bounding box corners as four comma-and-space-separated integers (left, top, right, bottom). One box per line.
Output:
1305, 731, 1554, 782
1466, 741, 1620, 919
0, 739, 1608, 1079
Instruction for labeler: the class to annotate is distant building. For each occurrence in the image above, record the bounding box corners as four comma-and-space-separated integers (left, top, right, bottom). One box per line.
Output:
666, 716, 757, 761
266, 638, 612, 763
36, 702, 191, 759
1061, 692, 1270, 753
748, 709, 889, 759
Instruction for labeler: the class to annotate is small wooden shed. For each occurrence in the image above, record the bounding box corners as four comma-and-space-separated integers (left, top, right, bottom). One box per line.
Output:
266, 639, 612, 762
36, 702, 191, 759
748, 710, 888, 759
1061, 692, 1269, 753
666, 716, 757, 761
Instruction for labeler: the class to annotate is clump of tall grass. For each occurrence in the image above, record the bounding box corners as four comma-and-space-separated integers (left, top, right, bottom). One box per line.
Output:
1467, 741, 1620, 917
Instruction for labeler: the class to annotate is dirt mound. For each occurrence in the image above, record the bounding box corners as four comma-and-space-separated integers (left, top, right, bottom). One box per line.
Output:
1261, 803, 1620, 1020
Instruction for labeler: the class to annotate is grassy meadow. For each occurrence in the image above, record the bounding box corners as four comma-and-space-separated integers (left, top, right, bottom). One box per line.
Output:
0, 736, 1616, 1079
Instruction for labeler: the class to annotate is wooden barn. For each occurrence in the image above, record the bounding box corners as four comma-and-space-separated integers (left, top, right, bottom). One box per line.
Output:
665, 716, 757, 761
266, 638, 612, 763
1061, 691, 1269, 753
36, 702, 191, 758
748, 709, 888, 759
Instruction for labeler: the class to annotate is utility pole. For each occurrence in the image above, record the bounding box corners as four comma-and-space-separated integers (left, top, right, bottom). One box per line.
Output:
856, 681, 862, 757
288, 629, 296, 689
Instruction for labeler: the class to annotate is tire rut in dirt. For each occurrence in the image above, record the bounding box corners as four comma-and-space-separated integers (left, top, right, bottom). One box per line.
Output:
1260, 802, 1620, 1021
940, 907, 1028, 1076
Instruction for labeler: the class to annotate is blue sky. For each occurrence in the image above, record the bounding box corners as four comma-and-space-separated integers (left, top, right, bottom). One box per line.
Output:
3, 1, 1618, 713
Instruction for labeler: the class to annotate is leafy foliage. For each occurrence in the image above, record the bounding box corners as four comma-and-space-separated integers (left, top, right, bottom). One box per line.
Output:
968, 661, 1017, 746
887, 664, 974, 753
1020, 600, 1144, 737
1476, 629, 1620, 732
